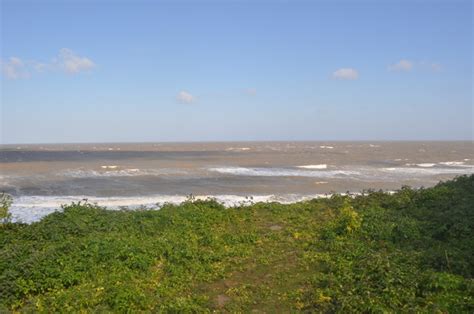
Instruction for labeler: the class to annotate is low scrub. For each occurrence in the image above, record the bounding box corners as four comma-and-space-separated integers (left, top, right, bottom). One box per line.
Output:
1, 176, 473, 312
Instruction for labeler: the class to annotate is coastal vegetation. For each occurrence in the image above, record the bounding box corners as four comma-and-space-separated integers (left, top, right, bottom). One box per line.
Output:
1, 175, 473, 312
0, 193, 12, 224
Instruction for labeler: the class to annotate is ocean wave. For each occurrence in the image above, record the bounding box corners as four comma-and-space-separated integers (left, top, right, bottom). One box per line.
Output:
225, 147, 251, 151
0, 175, 11, 186
415, 163, 436, 168
209, 164, 474, 180
101, 165, 119, 169
209, 167, 358, 178
438, 161, 466, 166
297, 164, 327, 169
0, 174, 9, 180
61, 168, 186, 178
8, 194, 328, 224
404, 161, 473, 168
381, 166, 474, 176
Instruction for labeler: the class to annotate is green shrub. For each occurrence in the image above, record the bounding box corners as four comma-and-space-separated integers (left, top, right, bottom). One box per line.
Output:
0, 193, 12, 223
0, 175, 473, 312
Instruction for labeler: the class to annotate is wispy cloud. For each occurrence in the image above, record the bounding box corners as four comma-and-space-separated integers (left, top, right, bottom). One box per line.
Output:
1, 48, 95, 79
176, 91, 195, 104
420, 61, 442, 72
1, 57, 30, 79
389, 59, 442, 72
332, 68, 359, 80
55, 48, 95, 74
388, 59, 413, 72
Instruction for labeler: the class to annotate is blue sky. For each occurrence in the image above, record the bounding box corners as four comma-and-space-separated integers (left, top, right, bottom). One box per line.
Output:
1, 0, 472, 143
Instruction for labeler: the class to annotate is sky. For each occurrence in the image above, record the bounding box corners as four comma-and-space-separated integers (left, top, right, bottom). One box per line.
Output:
1, 0, 472, 144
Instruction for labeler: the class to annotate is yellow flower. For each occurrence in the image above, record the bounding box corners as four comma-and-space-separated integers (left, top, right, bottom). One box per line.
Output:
314, 291, 331, 304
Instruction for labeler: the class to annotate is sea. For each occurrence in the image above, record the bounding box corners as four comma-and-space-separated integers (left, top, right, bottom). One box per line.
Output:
1, 141, 473, 223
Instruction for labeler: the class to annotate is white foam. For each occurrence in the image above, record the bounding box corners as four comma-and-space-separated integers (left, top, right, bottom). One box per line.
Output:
438, 161, 465, 166
210, 164, 474, 180
382, 166, 474, 176
8, 193, 328, 224
61, 168, 185, 178
405, 161, 473, 169
0, 174, 10, 180
209, 167, 358, 178
101, 165, 119, 169
320, 145, 334, 149
297, 164, 327, 169
0, 174, 11, 186
225, 147, 251, 152
416, 163, 436, 168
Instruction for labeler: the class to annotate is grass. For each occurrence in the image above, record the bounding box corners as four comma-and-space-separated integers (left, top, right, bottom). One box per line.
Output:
1, 175, 473, 312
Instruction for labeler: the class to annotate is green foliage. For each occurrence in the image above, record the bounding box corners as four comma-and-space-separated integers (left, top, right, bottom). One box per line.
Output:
0, 192, 13, 223
322, 200, 361, 239
0, 176, 473, 312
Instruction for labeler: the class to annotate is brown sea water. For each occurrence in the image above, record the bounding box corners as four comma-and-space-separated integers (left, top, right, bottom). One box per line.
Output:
1, 141, 473, 222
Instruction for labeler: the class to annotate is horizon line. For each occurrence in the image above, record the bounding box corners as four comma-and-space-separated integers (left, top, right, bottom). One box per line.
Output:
1, 139, 473, 146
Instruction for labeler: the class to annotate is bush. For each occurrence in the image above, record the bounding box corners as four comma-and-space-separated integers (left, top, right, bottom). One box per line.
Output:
0, 176, 473, 312
0, 193, 12, 223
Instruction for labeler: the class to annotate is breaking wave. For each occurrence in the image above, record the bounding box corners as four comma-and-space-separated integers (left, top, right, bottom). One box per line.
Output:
9, 193, 327, 224
297, 164, 328, 169
209, 167, 359, 178
61, 168, 187, 178
209, 164, 474, 179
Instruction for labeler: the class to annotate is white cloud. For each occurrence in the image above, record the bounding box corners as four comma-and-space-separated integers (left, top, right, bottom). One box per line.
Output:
55, 48, 95, 74
33, 62, 48, 72
389, 59, 443, 73
1, 57, 29, 79
388, 59, 413, 72
332, 68, 359, 80
176, 91, 195, 104
9, 57, 23, 66
1, 49, 95, 79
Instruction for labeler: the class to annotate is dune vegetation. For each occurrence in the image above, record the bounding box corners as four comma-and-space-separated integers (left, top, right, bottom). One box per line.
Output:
1, 175, 473, 312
